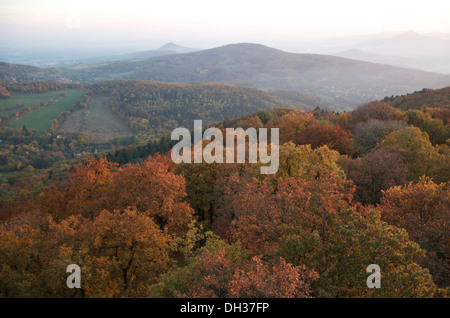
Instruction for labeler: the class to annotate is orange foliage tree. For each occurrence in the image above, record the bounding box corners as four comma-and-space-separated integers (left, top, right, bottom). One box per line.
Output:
181, 248, 318, 298
293, 123, 355, 155
31, 157, 116, 220
378, 177, 450, 287
103, 154, 194, 235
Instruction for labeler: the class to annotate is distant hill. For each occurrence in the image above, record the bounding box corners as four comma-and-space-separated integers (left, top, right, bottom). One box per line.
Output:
0, 62, 44, 81
425, 32, 450, 41
128, 42, 199, 59
333, 31, 450, 74
335, 49, 419, 69
0, 61, 66, 82
62, 43, 450, 109
157, 42, 198, 53
355, 31, 450, 59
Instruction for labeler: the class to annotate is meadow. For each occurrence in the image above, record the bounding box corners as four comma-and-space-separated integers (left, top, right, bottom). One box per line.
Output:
6, 89, 83, 134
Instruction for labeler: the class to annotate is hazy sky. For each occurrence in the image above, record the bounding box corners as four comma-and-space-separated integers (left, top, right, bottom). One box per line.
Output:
1, 0, 450, 50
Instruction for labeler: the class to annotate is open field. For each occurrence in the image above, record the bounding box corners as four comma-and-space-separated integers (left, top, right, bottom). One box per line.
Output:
7, 89, 83, 134
57, 94, 133, 143
0, 89, 78, 117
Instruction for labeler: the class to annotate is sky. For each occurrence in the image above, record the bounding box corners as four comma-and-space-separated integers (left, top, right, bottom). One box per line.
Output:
1, 0, 450, 51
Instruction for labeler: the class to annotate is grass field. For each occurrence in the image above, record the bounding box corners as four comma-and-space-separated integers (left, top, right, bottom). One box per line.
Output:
7, 89, 83, 134
0, 89, 78, 117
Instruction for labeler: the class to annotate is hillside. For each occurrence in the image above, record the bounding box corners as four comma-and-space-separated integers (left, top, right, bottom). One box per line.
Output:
62, 43, 450, 109
0, 61, 70, 83
86, 80, 284, 137
0, 62, 45, 81
383, 86, 450, 110
268, 89, 338, 111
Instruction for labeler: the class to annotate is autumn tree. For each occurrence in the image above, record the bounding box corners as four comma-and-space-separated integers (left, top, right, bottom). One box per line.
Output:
339, 147, 411, 204
352, 119, 407, 155
174, 162, 219, 227
229, 174, 354, 255
378, 177, 450, 287
352, 101, 406, 123
228, 255, 318, 298
212, 143, 350, 245
29, 157, 116, 221
423, 107, 450, 125
293, 122, 355, 155
56, 207, 172, 297
211, 175, 243, 240
179, 246, 318, 298
103, 154, 194, 235
405, 109, 450, 145
0, 207, 172, 297
239, 116, 264, 130
333, 111, 354, 131
256, 109, 275, 125
377, 127, 439, 178
278, 111, 314, 143
434, 143, 450, 184
279, 209, 437, 297
0, 212, 51, 297
277, 142, 346, 180
217, 173, 437, 297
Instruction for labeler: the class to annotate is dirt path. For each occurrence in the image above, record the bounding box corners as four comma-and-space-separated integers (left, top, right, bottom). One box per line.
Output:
57, 94, 133, 143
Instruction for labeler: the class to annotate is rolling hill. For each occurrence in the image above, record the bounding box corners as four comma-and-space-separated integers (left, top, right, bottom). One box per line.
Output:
62, 43, 450, 109
0, 62, 47, 81
113, 42, 199, 60
85, 80, 284, 137
383, 86, 450, 110
0, 61, 70, 83
352, 31, 450, 60
335, 49, 420, 70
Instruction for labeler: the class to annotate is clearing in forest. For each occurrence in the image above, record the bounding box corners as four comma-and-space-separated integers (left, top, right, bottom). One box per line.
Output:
57, 94, 133, 143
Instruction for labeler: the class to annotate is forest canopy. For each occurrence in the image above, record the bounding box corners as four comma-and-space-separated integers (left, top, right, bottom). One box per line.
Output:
1, 82, 449, 298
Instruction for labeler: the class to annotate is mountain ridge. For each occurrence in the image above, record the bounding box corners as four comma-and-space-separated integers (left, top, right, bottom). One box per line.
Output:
3, 42, 450, 110
62, 42, 450, 109
330, 31, 450, 73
